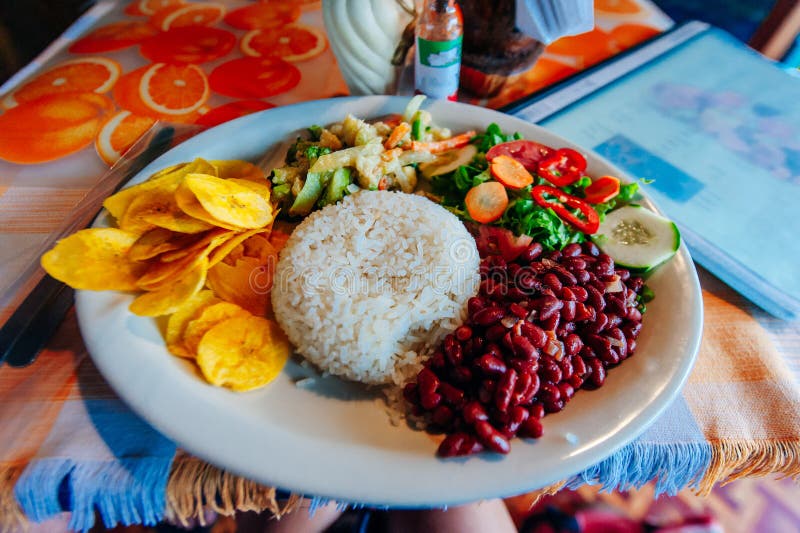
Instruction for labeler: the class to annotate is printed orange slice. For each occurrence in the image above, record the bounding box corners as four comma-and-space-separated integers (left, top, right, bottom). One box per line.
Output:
610, 24, 660, 50
139, 63, 209, 115
125, 0, 184, 16
195, 100, 275, 128
151, 2, 226, 32
546, 28, 618, 68
3, 57, 121, 108
113, 65, 204, 123
0, 93, 113, 164
140, 26, 236, 64
268, 0, 322, 11
595, 0, 642, 15
209, 57, 301, 99
223, 3, 300, 30
240, 24, 327, 62
95, 110, 157, 165
69, 21, 158, 53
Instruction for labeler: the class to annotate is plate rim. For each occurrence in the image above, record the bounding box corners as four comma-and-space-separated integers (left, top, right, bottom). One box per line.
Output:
76, 95, 704, 507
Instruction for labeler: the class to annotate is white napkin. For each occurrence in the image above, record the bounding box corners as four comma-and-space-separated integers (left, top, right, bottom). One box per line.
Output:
515, 0, 595, 45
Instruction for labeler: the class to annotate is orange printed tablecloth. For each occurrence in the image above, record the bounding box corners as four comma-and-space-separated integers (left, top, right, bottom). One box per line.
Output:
6, 2, 800, 532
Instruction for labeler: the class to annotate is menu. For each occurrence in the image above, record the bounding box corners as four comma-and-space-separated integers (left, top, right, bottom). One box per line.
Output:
509, 22, 800, 319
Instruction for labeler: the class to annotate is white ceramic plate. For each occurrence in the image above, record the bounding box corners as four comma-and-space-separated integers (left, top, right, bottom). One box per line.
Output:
76, 96, 703, 507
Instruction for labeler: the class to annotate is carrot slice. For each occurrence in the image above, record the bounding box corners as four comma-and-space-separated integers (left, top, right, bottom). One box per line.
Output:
411, 130, 476, 153
465, 181, 509, 223
584, 175, 620, 203
490, 154, 534, 190
384, 122, 411, 149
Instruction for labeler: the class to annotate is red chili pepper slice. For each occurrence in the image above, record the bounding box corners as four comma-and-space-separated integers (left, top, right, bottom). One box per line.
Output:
537, 148, 587, 187
531, 185, 600, 234
584, 175, 621, 204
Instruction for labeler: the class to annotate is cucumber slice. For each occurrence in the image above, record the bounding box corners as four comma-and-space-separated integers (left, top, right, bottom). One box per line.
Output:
419, 144, 478, 178
591, 205, 680, 272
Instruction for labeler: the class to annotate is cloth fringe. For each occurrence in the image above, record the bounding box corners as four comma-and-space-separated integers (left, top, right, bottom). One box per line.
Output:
697, 438, 800, 495
0, 467, 26, 533
565, 441, 711, 496
165, 455, 301, 528
13, 457, 171, 532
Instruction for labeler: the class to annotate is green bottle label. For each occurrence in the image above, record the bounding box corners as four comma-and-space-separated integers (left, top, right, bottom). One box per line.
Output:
417, 36, 463, 68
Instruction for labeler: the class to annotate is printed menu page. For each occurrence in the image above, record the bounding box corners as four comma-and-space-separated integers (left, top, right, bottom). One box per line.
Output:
535, 28, 800, 316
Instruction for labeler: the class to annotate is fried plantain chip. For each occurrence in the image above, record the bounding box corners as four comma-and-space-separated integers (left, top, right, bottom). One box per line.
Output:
211, 160, 265, 182
196, 315, 290, 392
103, 158, 215, 221
227, 178, 271, 204
206, 256, 270, 317
208, 228, 267, 268
120, 188, 214, 235
165, 290, 219, 358
128, 228, 201, 262
41, 228, 147, 291
174, 181, 241, 231
183, 174, 273, 229
155, 228, 234, 264
129, 256, 208, 316
182, 301, 250, 355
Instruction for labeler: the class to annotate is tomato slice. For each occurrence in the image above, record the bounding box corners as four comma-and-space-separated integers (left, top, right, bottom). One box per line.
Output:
486, 140, 554, 172
196, 100, 275, 128
475, 225, 533, 262
140, 26, 236, 64
209, 57, 301, 98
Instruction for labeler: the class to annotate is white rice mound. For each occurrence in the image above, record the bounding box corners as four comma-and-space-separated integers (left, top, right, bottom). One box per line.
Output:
271, 190, 480, 386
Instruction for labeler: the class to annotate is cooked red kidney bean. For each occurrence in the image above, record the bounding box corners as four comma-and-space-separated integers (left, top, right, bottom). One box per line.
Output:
529, 402, 545, 420
519, 417, 543, 438
472, 306, 505, 326
417, 238, 645, 457
475, 420, 511, 453
511, 335, 537, 359
462, 401, 489, 424
432, 405, 454, 426
519, 243, 544, 263
495, 369, 518, 412
455, 325, 473, 341
475, 354, 507, 375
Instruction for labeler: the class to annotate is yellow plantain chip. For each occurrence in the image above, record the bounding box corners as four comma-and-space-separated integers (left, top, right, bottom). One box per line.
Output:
211, 160, 265, 182
136, 251, 201, 291
182, 301, 250, 356
174, 181, 241, 230
103, 158, 215, 221
208, 228, 266, 268
128, 228, 201, 262
156, 228, 235, 264
137, 229, 234, 290
142, 210, 214, 234
165, 290, 219, 358
41, 228, 147, 291
241, 234, 277, 265
196, 315, 290, 392
227, 178, 271, 204
120, 188, 213, 236
207, 256, 270, 317
129, 256, 208, 316
183, 173, 273, 229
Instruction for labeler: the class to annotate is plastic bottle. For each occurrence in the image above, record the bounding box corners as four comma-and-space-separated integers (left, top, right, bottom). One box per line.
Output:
414, 0, 463, 101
